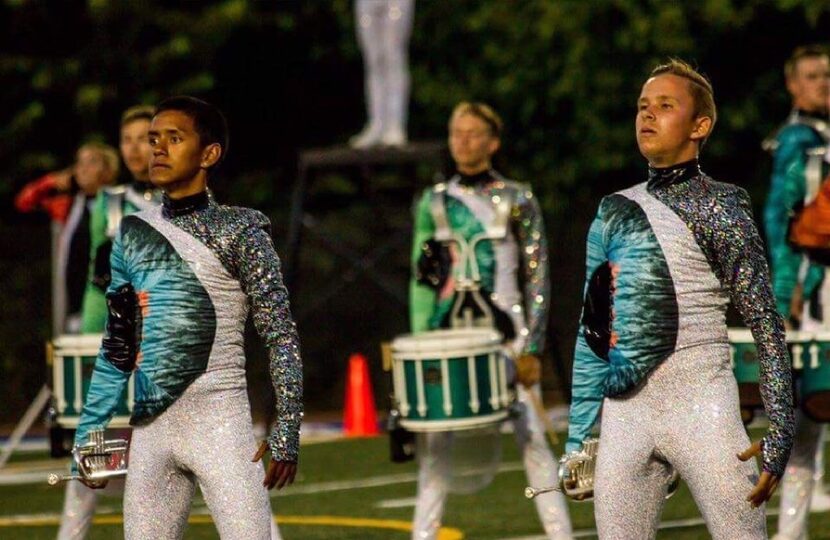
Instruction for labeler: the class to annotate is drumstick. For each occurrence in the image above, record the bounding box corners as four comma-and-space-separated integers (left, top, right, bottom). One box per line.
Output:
525, 387, 560, 446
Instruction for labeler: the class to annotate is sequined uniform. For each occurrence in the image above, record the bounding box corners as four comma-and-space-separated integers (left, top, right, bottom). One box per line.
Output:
568, 160, 794, 539
74, 191, 302, 539
409, 170, 572, 540
763, 110, 830, 540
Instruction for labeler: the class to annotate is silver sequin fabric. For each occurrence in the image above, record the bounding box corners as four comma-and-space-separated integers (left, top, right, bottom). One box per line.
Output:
597, 344, 765, 539
125, 385, 274, 539
446, 173, 550, 354
159, 194, 303, 462
647, 167, 794, 477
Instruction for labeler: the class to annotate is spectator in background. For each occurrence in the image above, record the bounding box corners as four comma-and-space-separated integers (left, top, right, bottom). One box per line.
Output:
15, 142, 119, 333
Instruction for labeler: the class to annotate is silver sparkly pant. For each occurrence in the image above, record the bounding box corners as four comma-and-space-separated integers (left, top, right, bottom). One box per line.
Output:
595, 344, 766, 540
123, 387, 277, 540
411, 383, 573, 540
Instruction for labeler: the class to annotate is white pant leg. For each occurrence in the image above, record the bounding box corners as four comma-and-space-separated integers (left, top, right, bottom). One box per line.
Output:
123, 422, 196, 540
355, 0, 388, 135
379, 0, 413, 138
512, 384, 573, 539
775, 411, 823, 540
56, 481, 98, 540
412, 432, 452, 540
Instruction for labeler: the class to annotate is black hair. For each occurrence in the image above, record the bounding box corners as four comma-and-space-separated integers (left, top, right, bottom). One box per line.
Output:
155, 96, 229, 170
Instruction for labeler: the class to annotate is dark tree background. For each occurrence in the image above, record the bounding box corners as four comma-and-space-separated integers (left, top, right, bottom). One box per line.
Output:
1, 0, 828, 423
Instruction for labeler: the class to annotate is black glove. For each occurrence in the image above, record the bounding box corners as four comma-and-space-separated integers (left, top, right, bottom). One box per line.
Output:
415, 239, 451, 291
582, 261, 614, 361
102, 284, 141, 372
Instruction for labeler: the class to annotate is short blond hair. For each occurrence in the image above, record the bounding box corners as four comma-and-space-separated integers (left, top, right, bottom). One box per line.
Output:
650, 59, 717, 144
785, 45, 829, 80
79, 141, 120, 179
449, 102, 503, 137
120, 104, 155, 127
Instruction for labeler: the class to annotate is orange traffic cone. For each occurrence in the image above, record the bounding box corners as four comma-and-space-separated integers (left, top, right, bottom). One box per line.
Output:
343, 353, 380, 437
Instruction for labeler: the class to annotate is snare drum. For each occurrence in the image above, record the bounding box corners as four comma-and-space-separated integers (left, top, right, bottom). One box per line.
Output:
49, 334, 134, 428
391, 328, 511, 432
802, 331, 830, 422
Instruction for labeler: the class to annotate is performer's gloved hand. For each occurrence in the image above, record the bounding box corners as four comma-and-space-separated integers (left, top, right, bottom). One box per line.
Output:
515, 354, 542, 388
253, 440, 297, 490
737, 440, 780, 508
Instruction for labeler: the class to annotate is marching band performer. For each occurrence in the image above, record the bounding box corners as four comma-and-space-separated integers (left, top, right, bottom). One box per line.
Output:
73, 96, 302, 539
409, 102, 572, 539
567, 60, 795, 539
763, 45, 830, 540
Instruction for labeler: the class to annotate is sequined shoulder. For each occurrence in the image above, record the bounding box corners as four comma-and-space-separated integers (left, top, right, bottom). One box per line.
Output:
219, 205, 271, 233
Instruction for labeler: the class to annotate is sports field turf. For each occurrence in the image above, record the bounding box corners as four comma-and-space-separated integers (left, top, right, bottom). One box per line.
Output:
1, 432, 829, 539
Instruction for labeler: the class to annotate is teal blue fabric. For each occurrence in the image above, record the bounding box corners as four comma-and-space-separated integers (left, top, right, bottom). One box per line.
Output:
75, 215, 216, 450
566, 194, 678, 452
763, 123, 826, 317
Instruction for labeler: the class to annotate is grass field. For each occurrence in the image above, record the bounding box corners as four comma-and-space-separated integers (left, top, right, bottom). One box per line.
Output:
1, 432, 829, 539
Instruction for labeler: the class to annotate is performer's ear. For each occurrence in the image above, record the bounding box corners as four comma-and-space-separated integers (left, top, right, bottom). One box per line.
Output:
488, 137, 501, 155
201, 143, 222, 170
690, 116, 713, 143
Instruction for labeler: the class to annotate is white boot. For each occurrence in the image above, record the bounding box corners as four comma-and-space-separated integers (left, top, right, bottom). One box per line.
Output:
350, 123, 383, 149
380, 126, 407, 147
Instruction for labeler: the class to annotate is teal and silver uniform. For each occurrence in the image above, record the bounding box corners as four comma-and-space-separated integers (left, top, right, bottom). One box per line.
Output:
409, 170, 572, 540
75, 191, 302, 539
763, 110, 830, 540
568, 160, 794, 539
763, 110, 829, 321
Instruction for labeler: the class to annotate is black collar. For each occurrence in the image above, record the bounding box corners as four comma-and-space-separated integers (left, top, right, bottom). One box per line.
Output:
457, 169, 495, 187
796, 109, 829, 123
647, 158, 701, 190
162, 190, 210, 218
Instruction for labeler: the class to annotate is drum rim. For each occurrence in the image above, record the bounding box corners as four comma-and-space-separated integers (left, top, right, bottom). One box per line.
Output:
392, 328, 502, 353
53, 334, 105, 348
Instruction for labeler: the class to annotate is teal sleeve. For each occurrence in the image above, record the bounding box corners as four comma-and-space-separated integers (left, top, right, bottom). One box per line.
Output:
566, 205, 610, 453
74, 228, 132, 452
763, 127, 815, 317
409, 190, 437, 333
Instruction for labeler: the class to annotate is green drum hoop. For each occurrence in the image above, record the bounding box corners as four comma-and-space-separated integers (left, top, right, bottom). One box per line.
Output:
391, 328, 511, 432
50, 334, 134, 428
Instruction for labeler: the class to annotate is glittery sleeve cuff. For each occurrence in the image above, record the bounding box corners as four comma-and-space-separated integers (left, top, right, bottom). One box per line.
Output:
237, 212, 303, 463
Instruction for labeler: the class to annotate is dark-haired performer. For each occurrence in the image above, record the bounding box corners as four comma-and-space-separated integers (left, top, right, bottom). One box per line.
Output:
74, 96, 302, 539
567, 60, 795, 538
